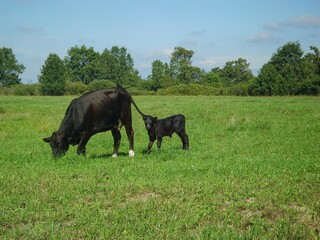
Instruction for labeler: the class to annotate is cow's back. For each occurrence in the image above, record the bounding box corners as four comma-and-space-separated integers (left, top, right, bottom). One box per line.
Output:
64, 88, 128, 133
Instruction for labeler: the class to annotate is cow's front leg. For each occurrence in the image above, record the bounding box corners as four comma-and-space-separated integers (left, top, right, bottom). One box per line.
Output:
111, 128, 121, 158
77, 132, 92, 155
157, 137, 162, 150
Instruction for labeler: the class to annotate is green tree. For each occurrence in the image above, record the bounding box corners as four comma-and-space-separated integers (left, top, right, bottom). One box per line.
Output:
97, 46, 139, 87
310, 46, 320, 74
0, 47, 25, 86
97, 48, 115, 81
180, 65, 205, 84
270, 41, 304, 72
65, 45, 99, 84
202, 68, 222, 87
38, 53, 66, 95
270, 41, 304, 94
249, 63, 285, 95
149, 60, 172, 91
299, 46, 320, 94
169, 46, 202, 84
110, 46, 136, 87
220, 58, 253, 86
252, 41, 319, 95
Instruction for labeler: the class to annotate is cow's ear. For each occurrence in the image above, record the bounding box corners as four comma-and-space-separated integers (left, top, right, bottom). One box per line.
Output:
142, 116, 146, 120
43, 137, 51, 143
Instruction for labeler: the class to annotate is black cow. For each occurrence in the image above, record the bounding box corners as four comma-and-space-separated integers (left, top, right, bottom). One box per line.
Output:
43, 86, 144, 158
142, 114, 189, 154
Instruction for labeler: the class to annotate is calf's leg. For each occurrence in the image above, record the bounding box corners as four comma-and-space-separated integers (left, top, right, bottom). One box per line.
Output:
157, 137, 162, 150
177, 131, 189, 150
146, 138, 155, 154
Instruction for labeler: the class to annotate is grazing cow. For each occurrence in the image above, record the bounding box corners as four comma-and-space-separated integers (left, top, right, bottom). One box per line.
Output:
43, 86, 144, 158
142, 114, 189, 154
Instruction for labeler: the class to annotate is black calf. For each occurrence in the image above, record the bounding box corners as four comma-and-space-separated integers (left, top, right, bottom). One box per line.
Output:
142, 114, 189, 154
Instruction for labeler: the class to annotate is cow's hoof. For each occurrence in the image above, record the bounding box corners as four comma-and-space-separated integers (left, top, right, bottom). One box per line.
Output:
111, 154, 118, 158
129, 150, 135, 158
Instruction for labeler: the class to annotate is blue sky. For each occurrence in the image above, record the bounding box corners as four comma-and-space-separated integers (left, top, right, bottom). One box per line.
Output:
1, 0, 320, 83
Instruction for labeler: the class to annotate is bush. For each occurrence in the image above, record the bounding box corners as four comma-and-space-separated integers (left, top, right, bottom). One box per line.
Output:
228, 83, 250, 96
0, 84, 40, 96
0, 86, 15, 95
126, 87, 154, 96
87, 80, 116, 92
64, 81, 87, 95
13, 84, 40, 96
157, 84, 223, 96
298, 77, 320, 95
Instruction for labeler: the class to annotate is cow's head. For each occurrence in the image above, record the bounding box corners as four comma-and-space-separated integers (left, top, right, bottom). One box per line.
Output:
43, 131, 69, 157
142, 115, 157, 130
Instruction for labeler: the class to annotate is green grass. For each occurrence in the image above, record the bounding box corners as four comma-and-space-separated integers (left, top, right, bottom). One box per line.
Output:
0, 95, 319, 239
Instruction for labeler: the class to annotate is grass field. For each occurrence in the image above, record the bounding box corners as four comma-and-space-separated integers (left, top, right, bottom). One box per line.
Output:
0, 95, 319, 239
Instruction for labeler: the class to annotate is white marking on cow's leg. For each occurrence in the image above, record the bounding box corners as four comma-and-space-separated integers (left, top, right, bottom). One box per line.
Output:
112, 153, 118, 158
129, 150, 135, 158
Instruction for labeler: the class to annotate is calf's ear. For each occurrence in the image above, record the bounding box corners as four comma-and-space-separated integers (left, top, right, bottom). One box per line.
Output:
43, 137, 51, 143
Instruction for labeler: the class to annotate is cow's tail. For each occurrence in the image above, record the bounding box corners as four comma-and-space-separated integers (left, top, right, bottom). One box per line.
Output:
116, 85, 146, 117
131, 97, 146, 117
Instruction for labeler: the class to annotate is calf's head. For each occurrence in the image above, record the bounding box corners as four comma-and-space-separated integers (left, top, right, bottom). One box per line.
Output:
142, 115, 157, 130
43, 131, 69, 157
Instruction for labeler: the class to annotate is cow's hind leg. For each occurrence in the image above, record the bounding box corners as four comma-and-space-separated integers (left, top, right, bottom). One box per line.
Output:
123, 122, 134, 157
77, 132, 92, 155
111, 128, 121, 158
121, 102, 135, 157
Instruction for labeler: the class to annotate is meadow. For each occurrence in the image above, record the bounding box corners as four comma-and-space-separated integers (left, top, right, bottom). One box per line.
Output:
0, 95, 319, 239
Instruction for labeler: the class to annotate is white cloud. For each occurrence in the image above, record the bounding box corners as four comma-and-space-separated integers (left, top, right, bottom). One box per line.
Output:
195, 55, 235, 70
263, 21, 284, 31
188, 29, 207, 36
178, 39, 198, 47
134, 48, 173, 78
160, 48, 173, 57
287, 15, 320, 28
16, 25, 44, 33
246, 32, 277, 43
198, 58, 217, 68
139, 63, 150, 69
306, 32, 320, 39
263, 15, 320, 31
147, 48, 173, 59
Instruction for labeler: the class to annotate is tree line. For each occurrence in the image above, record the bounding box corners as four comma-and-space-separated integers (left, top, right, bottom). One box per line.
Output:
0, 41, 319, 95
